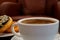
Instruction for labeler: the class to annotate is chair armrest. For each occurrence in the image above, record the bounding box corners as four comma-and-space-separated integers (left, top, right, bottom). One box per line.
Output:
11, 15, 52, 21
11, 16, 32, 21
0, 2, 20, 16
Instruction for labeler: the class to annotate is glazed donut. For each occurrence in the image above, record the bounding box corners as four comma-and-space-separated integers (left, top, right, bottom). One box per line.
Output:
0, 15, 13, 33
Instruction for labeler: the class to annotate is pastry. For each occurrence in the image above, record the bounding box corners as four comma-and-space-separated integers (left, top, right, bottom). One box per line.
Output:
0, 15, 13, 33
5, 21, 19, 33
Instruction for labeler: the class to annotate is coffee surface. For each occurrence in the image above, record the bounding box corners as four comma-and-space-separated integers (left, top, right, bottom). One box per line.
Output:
21, 19, 55, 24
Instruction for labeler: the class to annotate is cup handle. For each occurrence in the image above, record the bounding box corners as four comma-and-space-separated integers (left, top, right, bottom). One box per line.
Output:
11, 22, 21, 37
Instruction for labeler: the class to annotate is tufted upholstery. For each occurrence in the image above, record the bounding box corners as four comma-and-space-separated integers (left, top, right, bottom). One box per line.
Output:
0, 0, 58, 17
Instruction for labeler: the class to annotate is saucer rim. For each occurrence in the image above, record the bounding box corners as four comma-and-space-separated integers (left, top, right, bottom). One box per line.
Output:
11, 34, 60, 40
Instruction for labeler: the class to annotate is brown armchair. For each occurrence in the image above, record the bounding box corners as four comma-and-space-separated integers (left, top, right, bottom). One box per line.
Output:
0, 0, 58, 17
0, 0, 60, 33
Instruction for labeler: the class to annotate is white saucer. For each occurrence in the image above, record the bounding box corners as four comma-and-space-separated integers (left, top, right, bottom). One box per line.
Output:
11, 36, 24, 40
11, 34, 60, 40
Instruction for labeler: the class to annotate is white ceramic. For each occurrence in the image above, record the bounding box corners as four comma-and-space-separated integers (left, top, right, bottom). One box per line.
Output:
11, 17, 59, 40
11, 34, 60, 40
0, 33, 13, 37
0, 32, 19, 37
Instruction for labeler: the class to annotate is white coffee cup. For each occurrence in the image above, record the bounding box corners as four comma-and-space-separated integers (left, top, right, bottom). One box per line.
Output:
11, 17, 59, 40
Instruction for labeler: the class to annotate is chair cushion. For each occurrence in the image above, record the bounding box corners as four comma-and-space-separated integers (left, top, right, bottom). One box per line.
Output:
23, 0, 46, 16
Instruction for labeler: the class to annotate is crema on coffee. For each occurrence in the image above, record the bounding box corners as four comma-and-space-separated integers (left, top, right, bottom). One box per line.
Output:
21, 19, 55, 24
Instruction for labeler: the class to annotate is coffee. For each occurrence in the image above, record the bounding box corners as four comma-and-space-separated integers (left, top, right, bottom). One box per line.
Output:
21, 19, 55, 24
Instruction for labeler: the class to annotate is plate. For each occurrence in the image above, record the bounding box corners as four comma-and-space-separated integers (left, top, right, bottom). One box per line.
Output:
11, 34, 60, 40
0, 32, 19, 37
0, 33, 14, 37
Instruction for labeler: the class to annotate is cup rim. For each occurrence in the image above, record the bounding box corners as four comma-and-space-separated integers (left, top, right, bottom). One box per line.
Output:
17, 17, 59, 26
